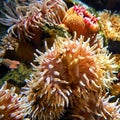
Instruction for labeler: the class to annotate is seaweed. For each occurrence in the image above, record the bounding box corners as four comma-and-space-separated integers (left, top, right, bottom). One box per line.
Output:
0, 63, 32, 88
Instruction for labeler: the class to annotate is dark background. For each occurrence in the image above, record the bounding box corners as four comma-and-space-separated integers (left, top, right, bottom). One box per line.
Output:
80, 0, 120, 12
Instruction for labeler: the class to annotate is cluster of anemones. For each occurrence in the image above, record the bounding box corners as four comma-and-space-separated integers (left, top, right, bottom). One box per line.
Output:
0, 0, 100, 44
11, 0, 67, 43
0, 82, 24, 120
0, 0, 68, 63
99, 10, 120, 41
1, 0, 68, 42
21, 35, 119, 120
0, 0, 120, 120
0, 0, 101, 65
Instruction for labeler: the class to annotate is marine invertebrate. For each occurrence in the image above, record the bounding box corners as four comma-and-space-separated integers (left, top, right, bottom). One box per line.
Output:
99, 10, 120, 41
0, 1, 22, 26
0, 1, 120, 119
0, 82, 23, 120
22, 35, 117, 119
0, 0, 68, 63
61, 5, 100, 38
1, 0, 67, 43
64, 90, 120, 120
109, 53, 120, 96
94, 48, 118, 87
1, 0, 67, 26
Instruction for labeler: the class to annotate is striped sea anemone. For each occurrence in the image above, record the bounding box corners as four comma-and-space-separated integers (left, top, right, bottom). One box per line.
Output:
99, 10, 120, 41
0, 82, 23, 120
22, 35, 117, 119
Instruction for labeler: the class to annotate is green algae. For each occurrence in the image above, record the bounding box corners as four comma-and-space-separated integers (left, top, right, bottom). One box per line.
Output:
0, 63, 32, 88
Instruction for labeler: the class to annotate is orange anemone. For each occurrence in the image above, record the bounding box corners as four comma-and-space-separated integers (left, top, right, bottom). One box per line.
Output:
61, 5, 100, 38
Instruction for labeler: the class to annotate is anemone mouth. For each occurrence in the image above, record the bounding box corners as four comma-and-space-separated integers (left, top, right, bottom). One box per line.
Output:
73, 5, 98, 26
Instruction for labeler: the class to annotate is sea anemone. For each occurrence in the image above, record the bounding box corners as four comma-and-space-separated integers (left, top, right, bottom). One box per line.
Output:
0, 82, 23, 120
0, 1, 22, 26
94, 47, 118, 87
99, 10, 120, 41
22, 35, 117, 119
22, 74, 72, 120
61, 5, 100, 38
0, 0, 68, 63
64, 90, 120, 120
1, 0, 68, 44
